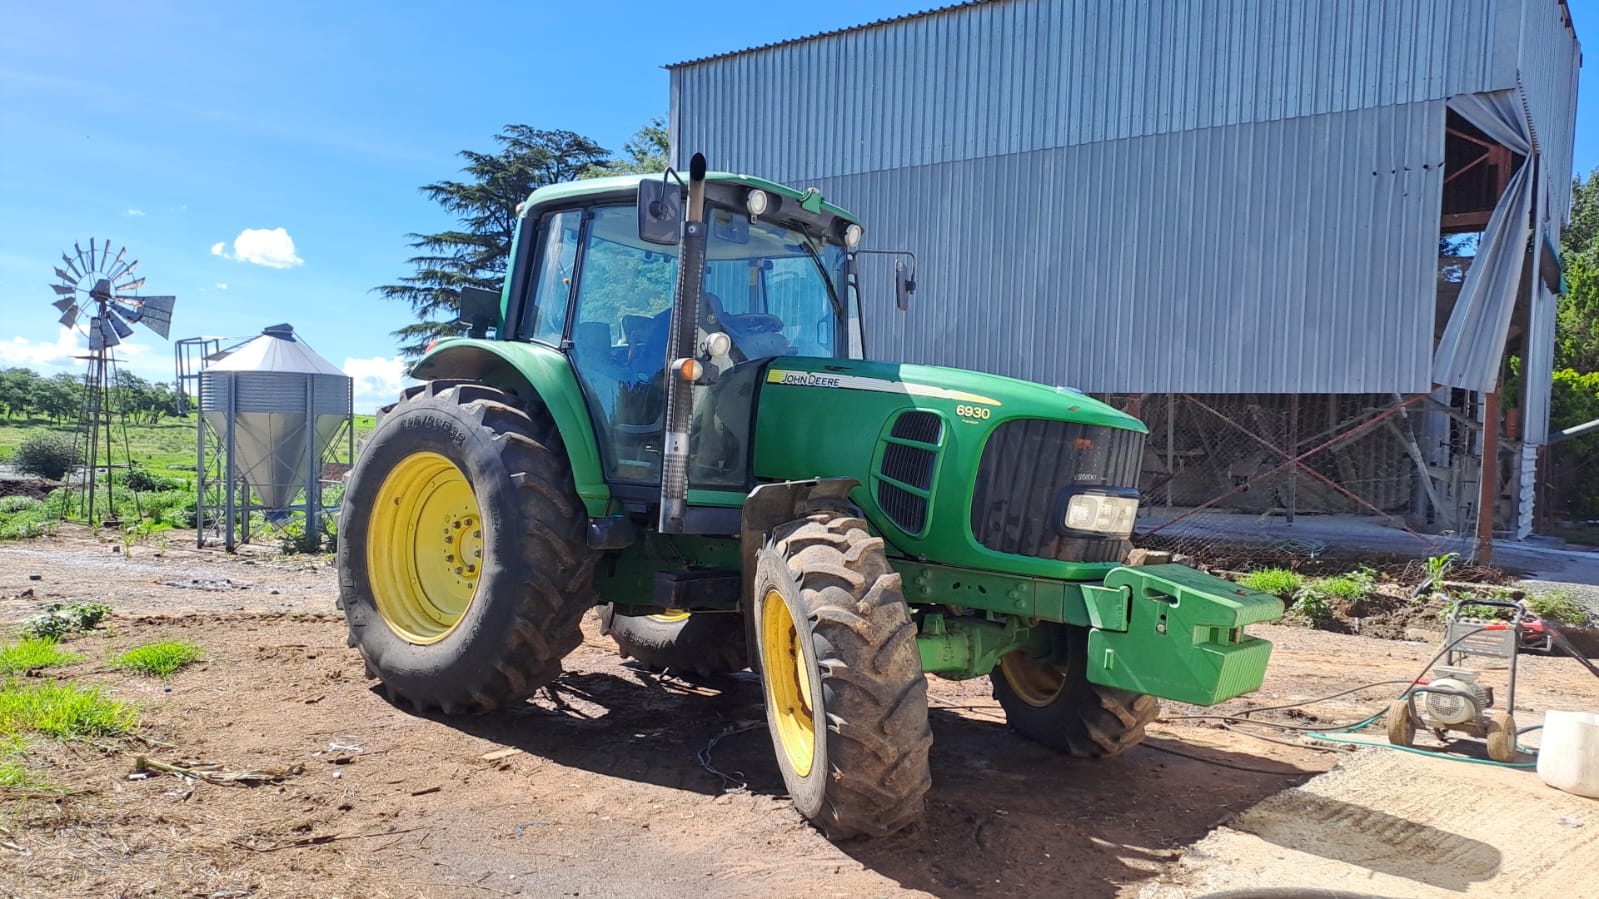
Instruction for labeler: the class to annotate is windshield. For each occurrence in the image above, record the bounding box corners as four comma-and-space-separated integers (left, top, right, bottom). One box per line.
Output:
558, 203, 849, 362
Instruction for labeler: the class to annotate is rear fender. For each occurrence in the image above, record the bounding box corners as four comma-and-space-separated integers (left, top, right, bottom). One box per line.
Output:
412, 339, 609, 516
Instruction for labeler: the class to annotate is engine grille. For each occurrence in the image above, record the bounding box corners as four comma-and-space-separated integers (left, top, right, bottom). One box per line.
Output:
874, 411, 943, 535
971, 419, 1144, 563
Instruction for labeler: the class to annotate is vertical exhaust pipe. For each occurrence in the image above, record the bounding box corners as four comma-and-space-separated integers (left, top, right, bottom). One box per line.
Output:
658, 153, 708, 534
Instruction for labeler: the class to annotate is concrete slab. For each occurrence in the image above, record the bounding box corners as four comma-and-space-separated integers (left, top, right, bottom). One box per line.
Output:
1139, 746, 1597, 898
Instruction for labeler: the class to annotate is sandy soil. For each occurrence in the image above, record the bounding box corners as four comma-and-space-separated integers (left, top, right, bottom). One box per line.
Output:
2, 528, 1597, 898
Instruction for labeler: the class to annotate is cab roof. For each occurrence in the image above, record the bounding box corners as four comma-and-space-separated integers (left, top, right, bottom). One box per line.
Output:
521, 171, 860, 224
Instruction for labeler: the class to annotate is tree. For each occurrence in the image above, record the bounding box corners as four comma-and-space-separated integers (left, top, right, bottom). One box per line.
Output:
581, 117, 669, 179
375, 126, 611, 358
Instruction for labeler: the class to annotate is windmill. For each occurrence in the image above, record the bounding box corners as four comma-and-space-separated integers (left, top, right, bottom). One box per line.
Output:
48, 238, 177, 525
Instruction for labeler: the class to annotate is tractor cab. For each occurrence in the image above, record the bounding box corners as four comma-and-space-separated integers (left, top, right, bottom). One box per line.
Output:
500, 167, 869, 531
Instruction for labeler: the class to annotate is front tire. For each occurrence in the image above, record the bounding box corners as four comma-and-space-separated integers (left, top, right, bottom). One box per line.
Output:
597, 606, 746, 675
991, 625, 1159, 757
753, 507, 932, 840
337, 382, 594, 714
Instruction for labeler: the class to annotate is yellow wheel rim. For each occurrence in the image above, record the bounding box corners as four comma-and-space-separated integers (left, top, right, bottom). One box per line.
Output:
368, 451, 484, 644
760, 589, 815, 777
999, 651, 1067, 708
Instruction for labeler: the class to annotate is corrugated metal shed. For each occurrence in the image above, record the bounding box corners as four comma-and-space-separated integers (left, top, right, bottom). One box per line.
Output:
669, 0, 1581, 396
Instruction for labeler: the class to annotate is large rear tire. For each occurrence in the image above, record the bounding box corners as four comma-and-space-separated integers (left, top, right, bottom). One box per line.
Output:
991, 625, 1159, 757
337, 382, 594, 714
753, 507, 932, 840
597, 606, 746, 675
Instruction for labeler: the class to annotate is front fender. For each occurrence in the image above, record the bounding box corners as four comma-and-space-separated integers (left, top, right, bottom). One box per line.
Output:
412, 339, 609, 516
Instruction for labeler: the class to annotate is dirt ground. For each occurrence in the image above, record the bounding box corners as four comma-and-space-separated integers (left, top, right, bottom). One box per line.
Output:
2, 527, 1597, 898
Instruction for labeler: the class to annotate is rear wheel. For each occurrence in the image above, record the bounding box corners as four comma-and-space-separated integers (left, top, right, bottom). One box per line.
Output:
991, 625, 1159, 757
1486, 709, 1518, 762
597, 606, 746, 675
1386, 697, 1417, 747
337, 382, 594, 713
753, 507, 932, 840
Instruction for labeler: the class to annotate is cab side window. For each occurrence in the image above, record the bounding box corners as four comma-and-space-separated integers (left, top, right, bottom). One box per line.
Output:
522, 210, 582, 344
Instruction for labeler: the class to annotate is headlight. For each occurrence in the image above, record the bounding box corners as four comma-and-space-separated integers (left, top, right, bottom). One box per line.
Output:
1060, 490, 1139, 537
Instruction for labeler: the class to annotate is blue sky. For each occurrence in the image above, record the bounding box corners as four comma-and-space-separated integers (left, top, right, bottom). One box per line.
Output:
2, 0, 1597, 412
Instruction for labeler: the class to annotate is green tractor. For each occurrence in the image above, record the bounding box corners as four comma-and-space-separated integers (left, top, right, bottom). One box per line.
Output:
337, 155, 1283, 839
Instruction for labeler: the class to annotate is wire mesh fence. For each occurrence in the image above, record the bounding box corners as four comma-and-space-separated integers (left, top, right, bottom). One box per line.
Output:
1095, 392, 1466, 563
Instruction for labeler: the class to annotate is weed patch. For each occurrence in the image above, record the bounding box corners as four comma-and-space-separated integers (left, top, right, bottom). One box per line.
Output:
1237, 568, 1304, 597
112, 641, 202, 678
0, 681, 135, 740
18, 602, 113, 641
0, 638, 83, 675
1527, 590, 1590, 625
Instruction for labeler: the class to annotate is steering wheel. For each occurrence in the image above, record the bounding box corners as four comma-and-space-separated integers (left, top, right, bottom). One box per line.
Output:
724, 313, 785, 335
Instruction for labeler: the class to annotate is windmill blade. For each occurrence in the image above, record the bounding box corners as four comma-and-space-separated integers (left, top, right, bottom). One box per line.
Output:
59, 306, 80, 329
61, 253, 81, 279
117, 276, 146, 294
106, 308, 134, 339
74, 242, 89, 274
106, 246, 128, 278
89, 316, 106, 351
53, 297, 76, 312
96, 315, 121, 348
111, 300, 140, 322
54, 266, 74, 283
51, 283, 76, 296
133, 296, 175, 338
89, 238, 98, 273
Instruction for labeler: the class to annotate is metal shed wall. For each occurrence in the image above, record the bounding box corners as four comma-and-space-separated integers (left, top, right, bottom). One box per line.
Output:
822, 101, 1444, 394
671, 0, 1580, 395
671, 0, 1515, 183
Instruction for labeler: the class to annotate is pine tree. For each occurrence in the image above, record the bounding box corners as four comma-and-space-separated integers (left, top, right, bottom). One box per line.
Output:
375, 125, 610, 358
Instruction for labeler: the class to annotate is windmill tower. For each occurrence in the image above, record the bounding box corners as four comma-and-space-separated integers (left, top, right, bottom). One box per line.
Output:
48, 239, 176, 525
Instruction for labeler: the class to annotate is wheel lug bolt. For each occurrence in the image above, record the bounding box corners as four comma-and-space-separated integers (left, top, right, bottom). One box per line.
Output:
445, 555, 454, 562
473, 530, 481, 538
473, 550, 481, 558
444, 536, 453, 544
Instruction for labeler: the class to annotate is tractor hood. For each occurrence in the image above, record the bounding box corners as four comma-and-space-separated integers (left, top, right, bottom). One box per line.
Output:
759, 357, 1146, 434
754, 356, 1150, 580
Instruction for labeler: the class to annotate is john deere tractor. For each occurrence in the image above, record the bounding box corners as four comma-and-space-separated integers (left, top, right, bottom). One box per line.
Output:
338, 155, 1283, 839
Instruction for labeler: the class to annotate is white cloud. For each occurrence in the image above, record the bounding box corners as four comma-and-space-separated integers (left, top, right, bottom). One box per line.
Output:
215, 282, 229, 290
213, 227, 303, 269
125, 208, 144, 216
0, 328, 83, 370
0, 328, 161, 379
343, 356, 411, 413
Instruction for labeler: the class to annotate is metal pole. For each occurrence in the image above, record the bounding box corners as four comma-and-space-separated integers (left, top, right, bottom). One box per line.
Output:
195, 384, 205, 548
1476, 390, 1500, 565
1287, 394, 1298, 525
224, 375, 236, 552
306, 379, 319, 549
1165, 393, 1175, 510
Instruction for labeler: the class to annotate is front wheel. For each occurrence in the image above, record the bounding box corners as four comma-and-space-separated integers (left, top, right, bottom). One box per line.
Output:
753, 506, 932, 840
991, 625, 1159, 757
337, 382, 595, 714
597, 606, 746, 675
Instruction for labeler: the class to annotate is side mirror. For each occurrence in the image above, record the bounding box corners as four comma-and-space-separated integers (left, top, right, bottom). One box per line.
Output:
638, 178, 683, 245
894, 260, 915, 311
458, 285, 501, 339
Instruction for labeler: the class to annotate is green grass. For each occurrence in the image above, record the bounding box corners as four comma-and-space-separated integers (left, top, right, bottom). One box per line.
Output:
0, 681, 135, 740
111, 641, 202, 678
1527, 590, 1590, 625
1237, 568, 1304, 597
0, 414, 376, 472
1308, 567, 1376, 602
0, 638, 83, 675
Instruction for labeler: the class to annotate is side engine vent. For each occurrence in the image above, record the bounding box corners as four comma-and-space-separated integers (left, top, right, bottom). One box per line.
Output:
874, 411, 944, 536
876, 481, 929, 534
890, 410, 943, 444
